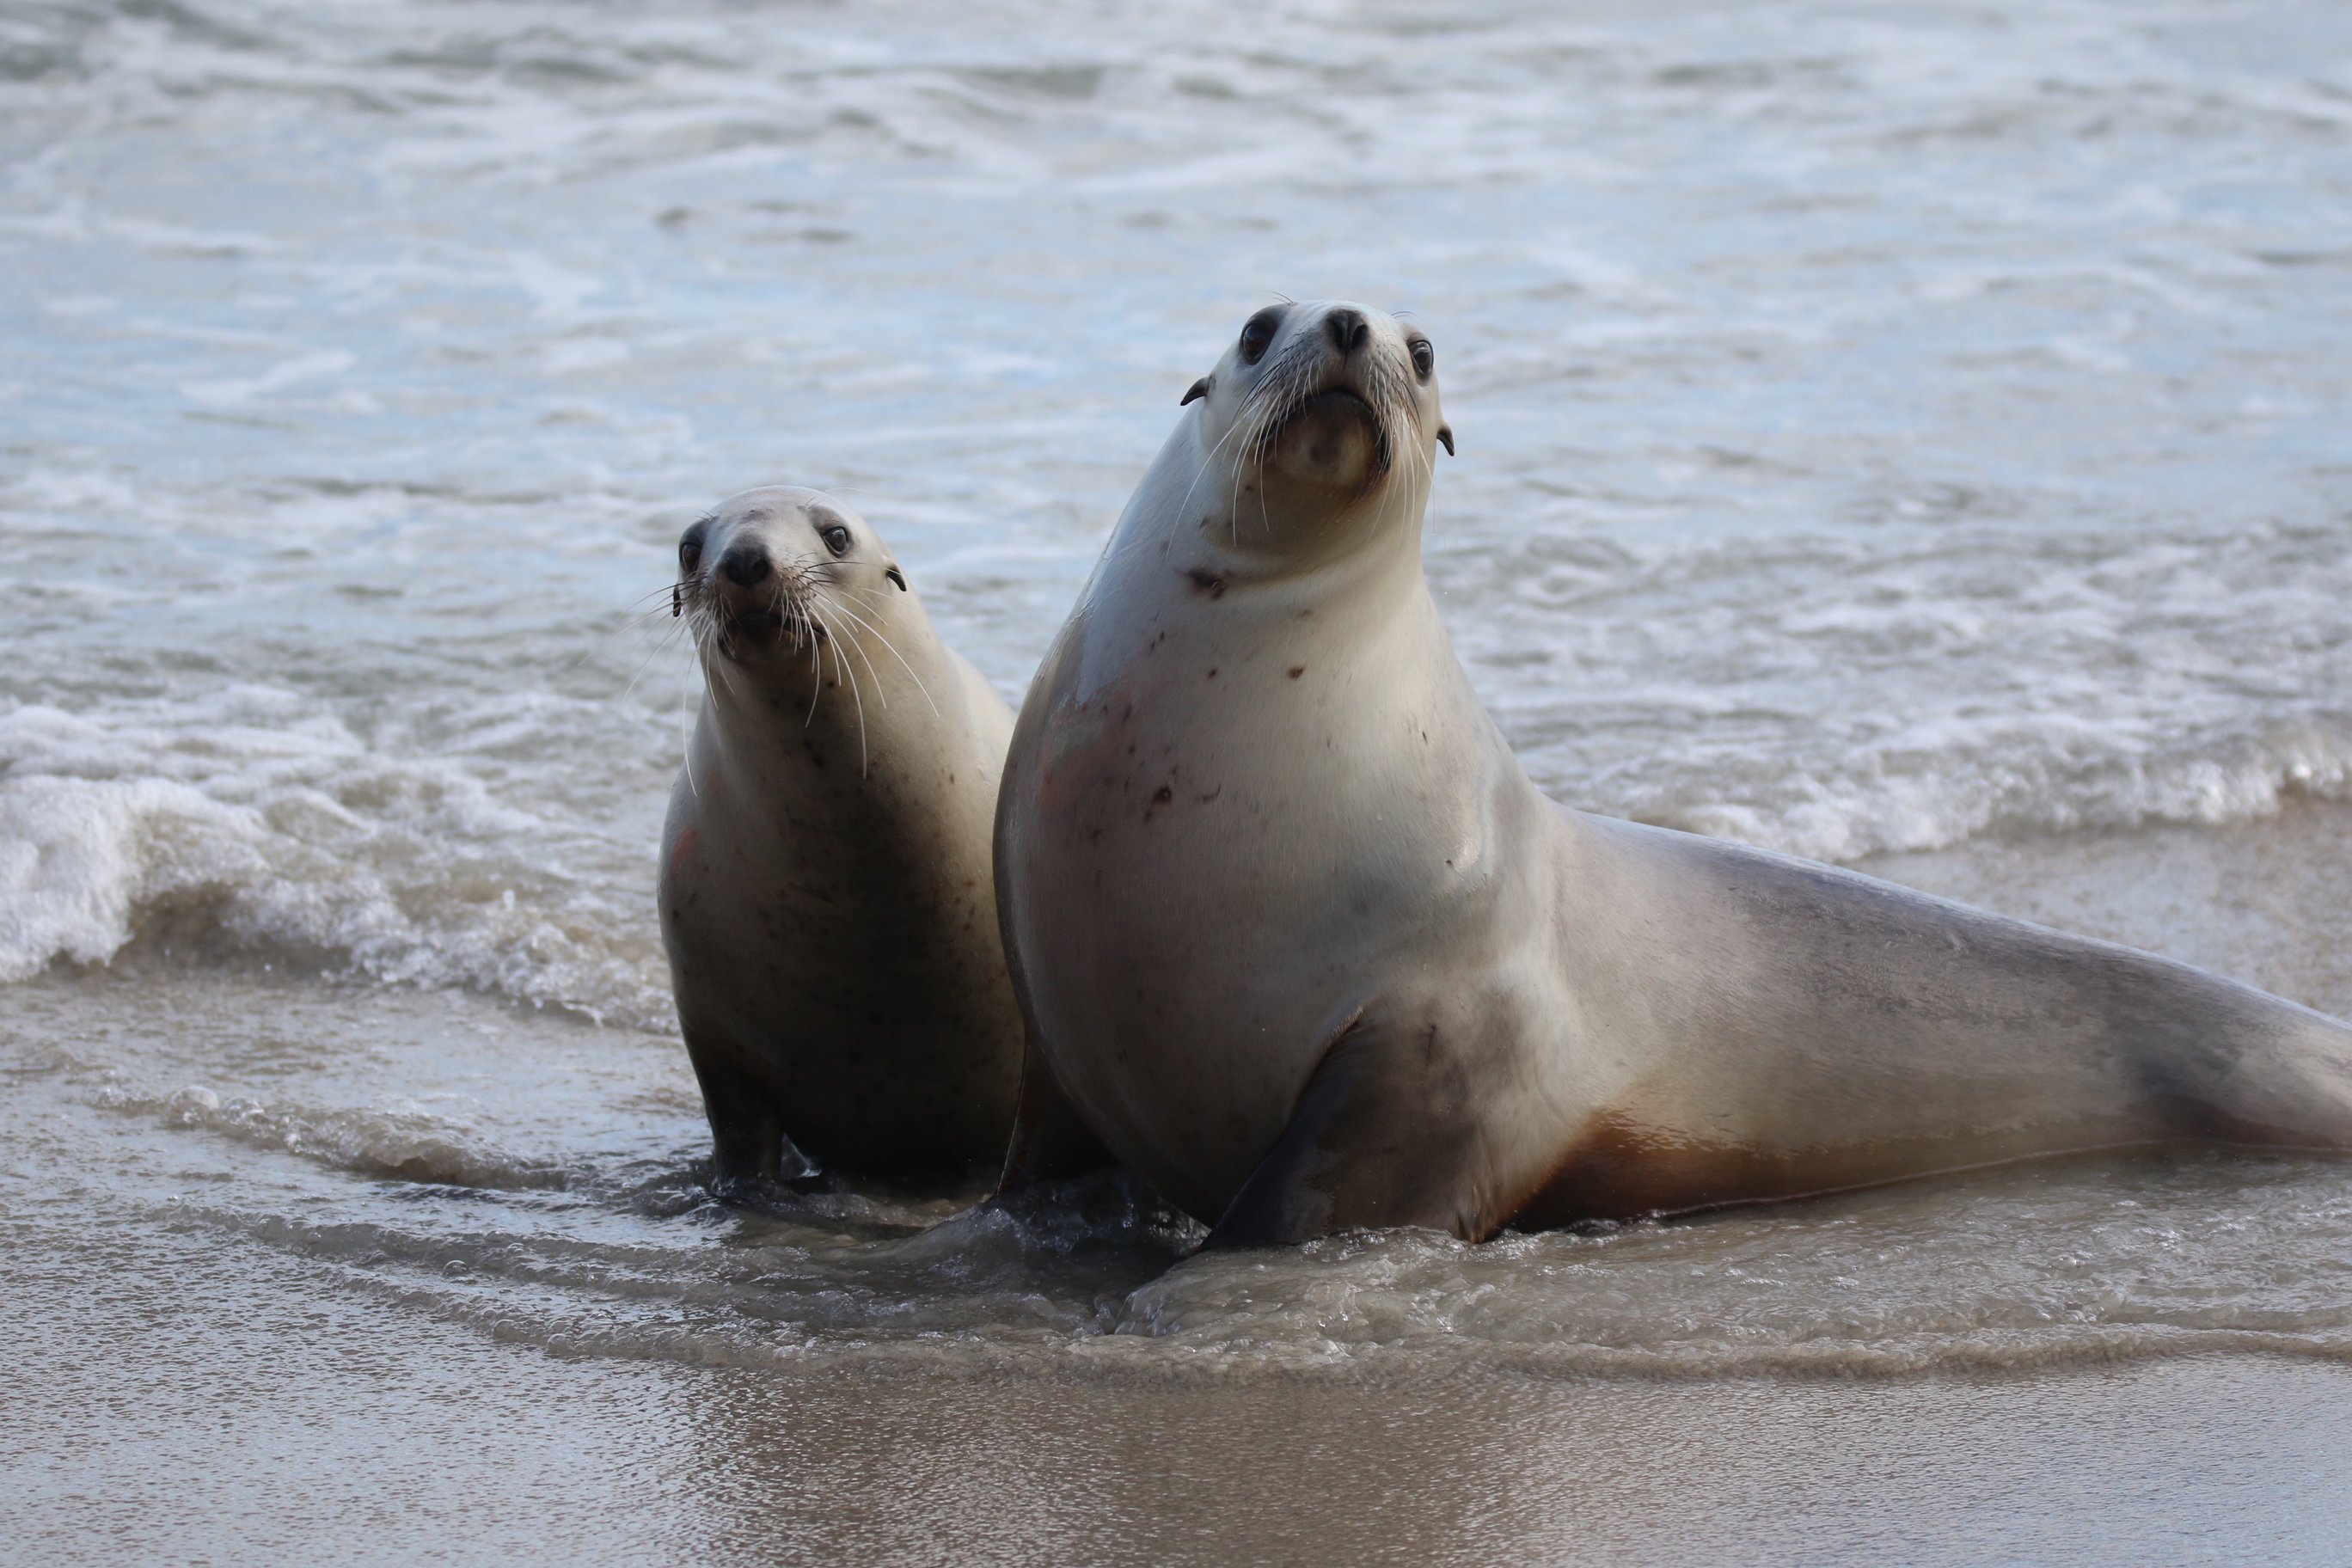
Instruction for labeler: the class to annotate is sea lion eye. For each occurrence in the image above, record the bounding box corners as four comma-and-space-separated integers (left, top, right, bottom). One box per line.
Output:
1238, 308, 1283, 365
820, 524, 851, 557
679, 518, 708, 573
1410, 338, 1435, 381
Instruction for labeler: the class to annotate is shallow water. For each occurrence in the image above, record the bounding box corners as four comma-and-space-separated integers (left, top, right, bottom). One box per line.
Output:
6, 0, 2352, 1559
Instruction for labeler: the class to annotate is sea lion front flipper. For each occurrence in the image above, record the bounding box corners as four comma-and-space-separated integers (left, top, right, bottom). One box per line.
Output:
1204, 1012, 1492, 1248
683, 1035, 800, 1191
994, 1032, 1118, 1196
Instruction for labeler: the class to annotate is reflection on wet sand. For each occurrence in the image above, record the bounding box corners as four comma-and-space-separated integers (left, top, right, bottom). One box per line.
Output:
29, 1246, 2343, 1568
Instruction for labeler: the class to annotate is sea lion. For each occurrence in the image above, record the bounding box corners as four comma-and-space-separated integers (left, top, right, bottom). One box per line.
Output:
660, 486, 1021, 1185
992, 300, 2352, 1243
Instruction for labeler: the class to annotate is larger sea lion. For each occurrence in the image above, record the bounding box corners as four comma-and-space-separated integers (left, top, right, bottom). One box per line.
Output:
992, 300, 2352, 1243
661, 486, 1021, 1185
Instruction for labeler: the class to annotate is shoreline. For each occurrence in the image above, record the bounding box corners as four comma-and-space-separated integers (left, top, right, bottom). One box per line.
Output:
8, 803, 2350, 1566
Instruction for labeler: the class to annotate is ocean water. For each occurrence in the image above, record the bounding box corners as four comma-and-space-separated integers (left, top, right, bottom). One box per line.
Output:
6, 1, 2352, 1560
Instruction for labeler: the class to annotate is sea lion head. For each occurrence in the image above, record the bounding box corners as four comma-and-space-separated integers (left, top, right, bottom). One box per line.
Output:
1178, 299, 1451, 553
672, 486, 910, 672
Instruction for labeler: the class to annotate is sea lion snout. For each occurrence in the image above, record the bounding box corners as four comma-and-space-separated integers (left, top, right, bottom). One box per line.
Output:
680, 510, 820, 657
1324, 307, 1369, 357
1248, 302, 1436, 497
1272, 389, 1381, 488
718, 541, 773, 588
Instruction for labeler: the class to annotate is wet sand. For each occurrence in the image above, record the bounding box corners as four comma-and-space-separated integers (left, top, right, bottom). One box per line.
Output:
9, 807, 2352, 1565
11, 1234, 2351, 1565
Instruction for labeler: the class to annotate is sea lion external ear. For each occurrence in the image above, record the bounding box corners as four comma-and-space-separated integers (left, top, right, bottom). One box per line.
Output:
1181, 377, 1211, 407
885, 566, 908, 591
1436, 426, 1455, 456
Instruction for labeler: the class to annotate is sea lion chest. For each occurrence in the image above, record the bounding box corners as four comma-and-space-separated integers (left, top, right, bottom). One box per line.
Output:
1001, 575, 1519, 1210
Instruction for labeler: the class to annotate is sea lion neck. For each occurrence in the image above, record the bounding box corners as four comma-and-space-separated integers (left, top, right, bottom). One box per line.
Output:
1061, 421, 1445, 714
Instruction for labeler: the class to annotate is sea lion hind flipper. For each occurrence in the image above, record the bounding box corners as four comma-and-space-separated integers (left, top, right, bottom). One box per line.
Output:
1204, 1013, 1491, 1248
994, 1032, 1118, 1197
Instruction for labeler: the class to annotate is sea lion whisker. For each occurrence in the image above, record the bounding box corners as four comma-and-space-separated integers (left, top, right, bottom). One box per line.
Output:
765, 575, 791, 635
576, 590, 703, 683
824, 595, 940, 718
1162, 347, 1303, 553
622, 580, 691, 614
1266, 367, 1315, 526
595, 609, 681, 683
616, 595, 689, 629
839, 585, 903, 614
834, 578, 909, 614
826, 601, 895, 714
802, 604, 825, 726
1256, 351, 1322, 527
1233, 369, 1289, 532
1226, 360, 1304, 544
812, 602, 872, 775
812, 601, 848, 717
618, 621, 692, 700
1238, 390, 1273, 538
1253, 332, 1327, 442
1165, 373, 1282, 554
703, 632, 744, 695
693, 596, 750, 695
705, 634, 748, 701
1378, 364, 1429, 512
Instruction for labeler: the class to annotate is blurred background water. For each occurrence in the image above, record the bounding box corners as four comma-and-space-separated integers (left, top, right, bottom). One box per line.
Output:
6, 2, 2352, 1562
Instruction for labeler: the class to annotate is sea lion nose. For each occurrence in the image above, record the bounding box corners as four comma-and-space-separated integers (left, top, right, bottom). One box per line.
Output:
719, 542, 772, 587
1325, 308, 1369, 357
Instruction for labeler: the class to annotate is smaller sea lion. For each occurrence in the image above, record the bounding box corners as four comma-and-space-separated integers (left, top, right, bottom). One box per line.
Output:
660, 487, 1021, 1185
